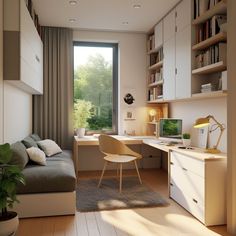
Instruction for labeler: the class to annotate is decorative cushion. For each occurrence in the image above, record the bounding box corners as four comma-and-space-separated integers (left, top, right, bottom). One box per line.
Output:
10, 142, 29, 169
37, 139, 62, 157
22, 136, 38, 148
26, 147, 46, 166
30, 134, 41, 142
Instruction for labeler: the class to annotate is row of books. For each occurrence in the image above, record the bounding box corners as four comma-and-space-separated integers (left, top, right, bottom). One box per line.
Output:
201, 83, 217, 93
150, 47, 163, 66
195, 15, 226, 43
24, 0, 42, 38
148, 87, 163, 101
148, 69, 163, 84
194, 0, 223, 19
195, 42, 226, 68
147, 35, 155, 51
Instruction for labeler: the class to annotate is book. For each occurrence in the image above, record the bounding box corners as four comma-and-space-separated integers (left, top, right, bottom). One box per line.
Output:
199, 0, 209, 16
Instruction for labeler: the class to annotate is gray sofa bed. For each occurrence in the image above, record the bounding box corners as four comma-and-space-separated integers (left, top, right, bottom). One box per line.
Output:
10, 134, 77, 218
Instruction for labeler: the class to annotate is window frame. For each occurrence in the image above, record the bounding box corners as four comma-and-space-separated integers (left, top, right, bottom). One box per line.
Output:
73, 41, 119, 135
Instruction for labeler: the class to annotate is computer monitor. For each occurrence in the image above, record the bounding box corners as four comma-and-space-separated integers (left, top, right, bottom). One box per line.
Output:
159, 118, 182, 143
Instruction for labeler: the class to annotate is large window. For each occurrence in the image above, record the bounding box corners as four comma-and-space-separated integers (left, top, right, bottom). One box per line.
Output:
73, 42, 118, 134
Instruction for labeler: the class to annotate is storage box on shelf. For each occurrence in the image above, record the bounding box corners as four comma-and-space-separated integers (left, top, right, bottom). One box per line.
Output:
192, 0, 227, 98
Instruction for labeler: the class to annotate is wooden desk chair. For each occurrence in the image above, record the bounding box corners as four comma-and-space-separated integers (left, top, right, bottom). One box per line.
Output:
98, 134, 142, 193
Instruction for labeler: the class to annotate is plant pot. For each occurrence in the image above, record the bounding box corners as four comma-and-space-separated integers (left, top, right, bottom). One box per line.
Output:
182, 139, 191, 147
77, 128, 86, 138
0, 212, 19, 236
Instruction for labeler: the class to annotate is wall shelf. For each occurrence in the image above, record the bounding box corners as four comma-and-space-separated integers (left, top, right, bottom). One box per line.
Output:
147, 48, 159, 55
148, 80, 164, 87
192, 61, 226, 75
192, 32, 227, 51
192, 0, 227, 25
192, 90, 227, 99
148, 61, 163, 71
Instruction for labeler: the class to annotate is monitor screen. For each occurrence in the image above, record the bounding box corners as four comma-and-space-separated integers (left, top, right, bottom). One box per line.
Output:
159, 119, 182, 139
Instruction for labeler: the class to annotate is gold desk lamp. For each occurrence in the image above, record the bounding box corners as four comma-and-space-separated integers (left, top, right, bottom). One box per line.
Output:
194, 115, 225, 154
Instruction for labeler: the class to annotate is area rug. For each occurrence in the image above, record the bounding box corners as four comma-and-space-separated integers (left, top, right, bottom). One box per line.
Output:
76, 177, 168, 212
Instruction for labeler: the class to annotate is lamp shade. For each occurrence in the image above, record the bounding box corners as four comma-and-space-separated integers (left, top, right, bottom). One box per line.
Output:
194, 117, 210, 128
149, 109, 157, 117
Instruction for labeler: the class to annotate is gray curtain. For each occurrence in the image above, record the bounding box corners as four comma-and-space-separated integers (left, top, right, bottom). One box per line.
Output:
33, 27, 73, 149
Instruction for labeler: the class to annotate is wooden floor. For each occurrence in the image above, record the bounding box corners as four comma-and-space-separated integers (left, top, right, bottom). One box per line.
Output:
17, 169, 231, 236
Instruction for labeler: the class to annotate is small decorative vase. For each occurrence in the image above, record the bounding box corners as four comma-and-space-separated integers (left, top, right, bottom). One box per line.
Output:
182, 139, 191, 147
77, 128, 86, 138
0, 212, 19, 236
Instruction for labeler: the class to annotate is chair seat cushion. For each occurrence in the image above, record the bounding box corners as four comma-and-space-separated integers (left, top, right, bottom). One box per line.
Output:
104, 154, 136, 163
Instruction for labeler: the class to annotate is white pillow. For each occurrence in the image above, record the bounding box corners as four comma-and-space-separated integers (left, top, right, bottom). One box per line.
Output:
37, 139, 62, 157
26, 147, 46, 166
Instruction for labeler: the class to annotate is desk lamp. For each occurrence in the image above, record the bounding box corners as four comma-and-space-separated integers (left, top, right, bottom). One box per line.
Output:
194, 115, 225, 154
149, 109, 157, 122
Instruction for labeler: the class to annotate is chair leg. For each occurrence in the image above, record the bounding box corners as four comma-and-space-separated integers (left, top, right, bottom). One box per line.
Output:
98, 161, 108, 188
119, 163, 123, 193
134, 160, 142, 184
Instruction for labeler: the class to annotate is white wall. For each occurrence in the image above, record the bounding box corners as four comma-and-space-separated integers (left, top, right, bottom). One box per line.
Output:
170, 97, 227, 152
73, 30, 147, 135
0, 0, 32, 144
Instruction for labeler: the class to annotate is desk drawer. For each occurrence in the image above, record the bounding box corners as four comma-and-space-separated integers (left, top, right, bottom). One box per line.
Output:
170, 184, 205, 223
170, 151, 205, 177
171, 164, 205, 205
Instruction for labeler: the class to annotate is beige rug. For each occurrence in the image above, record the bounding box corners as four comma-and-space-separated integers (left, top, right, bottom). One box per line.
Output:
76, 177, 168, 212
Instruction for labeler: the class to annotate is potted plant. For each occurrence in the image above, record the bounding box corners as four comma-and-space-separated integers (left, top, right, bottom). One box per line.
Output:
182, 133, 191, 147
0, 143, 25, 236
74, 99, 93, 138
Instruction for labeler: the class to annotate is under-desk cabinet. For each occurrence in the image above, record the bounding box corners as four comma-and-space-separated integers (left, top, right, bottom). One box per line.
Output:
170, 150, 226, 226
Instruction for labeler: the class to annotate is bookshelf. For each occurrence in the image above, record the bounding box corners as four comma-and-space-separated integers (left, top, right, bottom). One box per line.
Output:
147, 26, 164, 103
192, 0, 227, 96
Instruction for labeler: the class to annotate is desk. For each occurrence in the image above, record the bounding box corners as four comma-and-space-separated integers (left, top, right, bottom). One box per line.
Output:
73, 135, 227, 226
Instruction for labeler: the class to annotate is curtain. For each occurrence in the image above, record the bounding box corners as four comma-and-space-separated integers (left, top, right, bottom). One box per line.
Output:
33, 27, 73, 149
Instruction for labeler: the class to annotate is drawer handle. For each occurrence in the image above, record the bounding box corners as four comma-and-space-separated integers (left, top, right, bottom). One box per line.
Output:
192, 198, 198, 204
35, 55, 40, 63
170, 162, 174, 165
182, 167, 188, 171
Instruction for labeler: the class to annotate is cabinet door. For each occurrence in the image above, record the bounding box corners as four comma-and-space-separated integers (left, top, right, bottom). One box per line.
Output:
176, 0, 191, 33
154, 20, 163, 50
175, 25, 191, 99
163, 9, 175, 43
163, 37, 175, 100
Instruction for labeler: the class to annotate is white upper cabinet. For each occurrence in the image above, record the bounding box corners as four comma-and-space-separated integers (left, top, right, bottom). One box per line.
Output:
154, 20, 163, 50
163, 9, 175, 43
175, 0, 191, 33
3, 0, 43, 95
175, 25, 191, 99
163, 37, 176, 101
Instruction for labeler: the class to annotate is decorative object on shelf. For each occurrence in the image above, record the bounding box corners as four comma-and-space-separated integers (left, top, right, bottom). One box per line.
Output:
0, 143, 25, 236
124, 109, 136, 120
182, 133, 191, 147
194, 115, 225, 153
149, 109, 157, 122
123, 93, 135, 105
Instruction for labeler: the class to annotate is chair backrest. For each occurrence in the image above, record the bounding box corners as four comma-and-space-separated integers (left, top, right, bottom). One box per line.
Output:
98, 134, 142, 159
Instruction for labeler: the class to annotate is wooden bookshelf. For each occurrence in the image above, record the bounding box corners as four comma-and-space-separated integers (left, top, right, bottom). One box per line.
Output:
147, 122, 158, 125
192, 61, 226, 75
147, 98, 164, 104
192, 0, 227, 25
147, 48, 159, 55
148, 80, 163, 87
192, 90, 227, 99
192, 32, 227, 51
148, 61, 163, 71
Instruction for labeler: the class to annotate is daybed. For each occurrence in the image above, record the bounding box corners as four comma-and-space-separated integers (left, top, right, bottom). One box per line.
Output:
10, 134, 77, 218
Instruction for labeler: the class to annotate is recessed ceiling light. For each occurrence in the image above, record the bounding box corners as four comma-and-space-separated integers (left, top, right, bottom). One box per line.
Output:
133, 4, 141, 9
122, 21, 129, 25
69, 18, 77, 23
69, 0, 77, 5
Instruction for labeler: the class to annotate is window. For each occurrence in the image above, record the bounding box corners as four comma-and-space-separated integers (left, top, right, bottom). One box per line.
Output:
73, 42, 118, 134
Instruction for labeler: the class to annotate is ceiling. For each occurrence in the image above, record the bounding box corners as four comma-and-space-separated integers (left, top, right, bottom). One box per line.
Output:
32, 0, 180, 33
